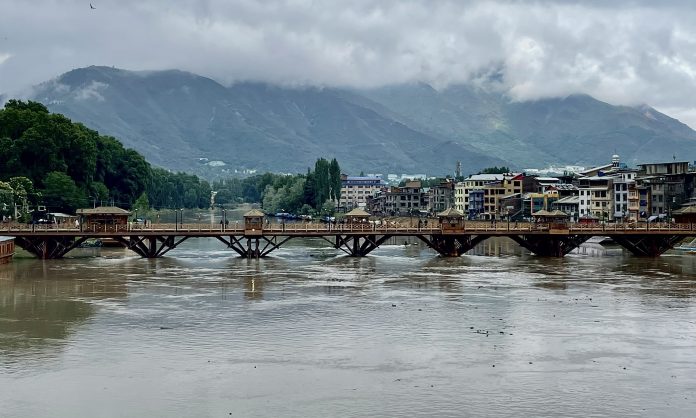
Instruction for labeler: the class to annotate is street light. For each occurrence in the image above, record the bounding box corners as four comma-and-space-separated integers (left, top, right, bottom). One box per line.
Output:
175, 209, 178, 231
180, 208, 184, 228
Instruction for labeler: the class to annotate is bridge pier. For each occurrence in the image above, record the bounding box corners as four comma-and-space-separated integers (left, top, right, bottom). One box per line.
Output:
331, 234, 393, 257
112, 235, 190, 258
14, 236, 88, 259
509, 234, 589, 257
611, 235, 683, 257
417, 234, 490, 257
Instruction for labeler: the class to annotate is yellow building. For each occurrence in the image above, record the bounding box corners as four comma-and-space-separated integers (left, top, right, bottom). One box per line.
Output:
455, 173, 523, 218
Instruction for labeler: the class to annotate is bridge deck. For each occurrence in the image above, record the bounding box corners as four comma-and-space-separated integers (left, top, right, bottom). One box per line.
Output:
3, 221, 694, 259
2, 221, 695, 237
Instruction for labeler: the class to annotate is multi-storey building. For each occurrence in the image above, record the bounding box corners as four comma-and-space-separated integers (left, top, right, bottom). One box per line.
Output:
338, 175, 385, 211
456, 173, 524, 219
611, 171, 637, 221
455, 174, 504, 214
428, 179, 455, 213
522, 192, 559, 219
468, 189, 484, 219
627, 183, 640, 221
578, 175, 613, 220
636, 161, 691, 218
385, 181, 424, 215
552, 196, 580, 221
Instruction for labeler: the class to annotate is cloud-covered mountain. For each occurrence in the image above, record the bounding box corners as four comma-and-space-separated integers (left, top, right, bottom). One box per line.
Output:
362, 84, 696, 168
27, 66, 696, 177
29, 66, 505, 176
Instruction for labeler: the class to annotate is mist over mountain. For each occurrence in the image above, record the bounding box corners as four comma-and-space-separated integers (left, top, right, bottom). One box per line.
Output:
26, 66, 696, 178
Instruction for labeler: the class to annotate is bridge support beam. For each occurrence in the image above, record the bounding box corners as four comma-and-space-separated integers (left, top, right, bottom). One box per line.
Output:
14, 236, 88, 259
611, 235, 683, 257
329, 234, 393, 257
417, 234, 490, 257
113, 235, 189, 258
509, 234, 589, 257
216, 235, 293, 258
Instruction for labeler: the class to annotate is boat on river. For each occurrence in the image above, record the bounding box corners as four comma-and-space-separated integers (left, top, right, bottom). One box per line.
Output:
674, 238, 696, 253
0, 236, 15, 264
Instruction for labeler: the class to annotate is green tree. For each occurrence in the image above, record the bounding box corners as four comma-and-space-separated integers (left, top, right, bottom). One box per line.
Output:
479, 166, 510, 174
0, 181, 13, 218
314, 158, 330, 210
329, 158, 341, 203
90, 181, 110, 207
133, 192, 150, 211
42, 171, 85, 213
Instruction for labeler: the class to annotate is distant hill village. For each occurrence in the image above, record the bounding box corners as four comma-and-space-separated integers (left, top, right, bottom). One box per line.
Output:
337, 155, 696, 223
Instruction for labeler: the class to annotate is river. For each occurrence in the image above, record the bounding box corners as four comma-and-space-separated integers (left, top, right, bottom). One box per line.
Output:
1, 238, 695, 417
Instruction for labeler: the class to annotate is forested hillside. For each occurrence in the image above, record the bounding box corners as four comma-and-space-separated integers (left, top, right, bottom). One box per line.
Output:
0, 100, 343, 218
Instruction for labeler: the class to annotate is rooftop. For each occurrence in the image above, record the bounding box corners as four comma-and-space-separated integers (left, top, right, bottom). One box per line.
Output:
76, 206, 130, 215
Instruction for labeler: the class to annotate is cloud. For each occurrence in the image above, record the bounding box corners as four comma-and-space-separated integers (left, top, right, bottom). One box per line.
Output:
73, 80, 108, 101
0, 53, 11, 65
2, 0, 696, 126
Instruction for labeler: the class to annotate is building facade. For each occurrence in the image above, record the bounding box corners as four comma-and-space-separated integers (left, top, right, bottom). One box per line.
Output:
338, 175, 386, 211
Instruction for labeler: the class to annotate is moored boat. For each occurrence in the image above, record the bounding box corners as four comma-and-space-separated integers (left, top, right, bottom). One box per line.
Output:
0, 236, 15, 264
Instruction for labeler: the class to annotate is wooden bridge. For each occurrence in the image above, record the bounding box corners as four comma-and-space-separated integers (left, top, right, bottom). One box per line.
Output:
2, 221, 695, 259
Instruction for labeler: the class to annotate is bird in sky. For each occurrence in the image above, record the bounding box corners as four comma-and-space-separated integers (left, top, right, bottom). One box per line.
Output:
90, 3, 95, 9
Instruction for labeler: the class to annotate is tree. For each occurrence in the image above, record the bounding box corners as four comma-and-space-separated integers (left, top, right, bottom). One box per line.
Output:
42, 171, 85, 213
329, 158, 341, 203
133, 192, 150, 211
0, 181, 13, 218
479, 166, 511, 174
314, 158, 330, 210
303, 169, 316, 208
320, 199, 335, 216
90, 182, 109, 207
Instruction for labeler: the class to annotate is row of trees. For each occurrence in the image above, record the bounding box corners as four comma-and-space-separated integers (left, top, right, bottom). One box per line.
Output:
0, 100, 151, 214
0, 100, 341, 218
211, 158, 342, 215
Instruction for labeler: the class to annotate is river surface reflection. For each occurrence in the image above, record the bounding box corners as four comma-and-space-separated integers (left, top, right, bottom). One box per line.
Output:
1, 238, 695, 417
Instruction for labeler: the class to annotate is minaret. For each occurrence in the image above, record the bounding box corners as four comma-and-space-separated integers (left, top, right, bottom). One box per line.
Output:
611, 154, 620, 169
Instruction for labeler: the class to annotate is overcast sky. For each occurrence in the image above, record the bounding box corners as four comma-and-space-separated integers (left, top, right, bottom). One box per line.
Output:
2, 0, 696, 126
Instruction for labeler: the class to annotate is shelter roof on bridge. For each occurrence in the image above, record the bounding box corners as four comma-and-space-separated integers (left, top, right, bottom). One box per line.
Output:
244, 209, 266, 217
533, 209, 568, 217
437, 207, 464, 218
345, 208, 371, 217
674, 205, 696, 215
76, 206, 130, 215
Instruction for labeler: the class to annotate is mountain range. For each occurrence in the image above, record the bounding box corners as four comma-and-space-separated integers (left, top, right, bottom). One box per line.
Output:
22, 66, 696, 178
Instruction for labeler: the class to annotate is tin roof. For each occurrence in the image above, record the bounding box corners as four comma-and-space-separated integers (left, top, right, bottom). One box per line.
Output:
76, 206, 130, 215
437, 207, 464, 217
345, 208, 371, 217
674, 205, 696, 215
244, 209, 266, 217
533, 209, 568, 217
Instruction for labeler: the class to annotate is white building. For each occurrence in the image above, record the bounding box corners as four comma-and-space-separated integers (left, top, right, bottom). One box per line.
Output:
338, 175, 386, 210
454, 174, 505, 214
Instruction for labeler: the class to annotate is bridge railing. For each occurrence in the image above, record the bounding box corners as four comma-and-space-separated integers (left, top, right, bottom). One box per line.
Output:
1, 221, 694, 234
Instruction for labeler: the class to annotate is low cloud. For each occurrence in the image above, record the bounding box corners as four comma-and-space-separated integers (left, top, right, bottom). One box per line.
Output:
0, 52, 11, 66
2, 0, 696, 126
